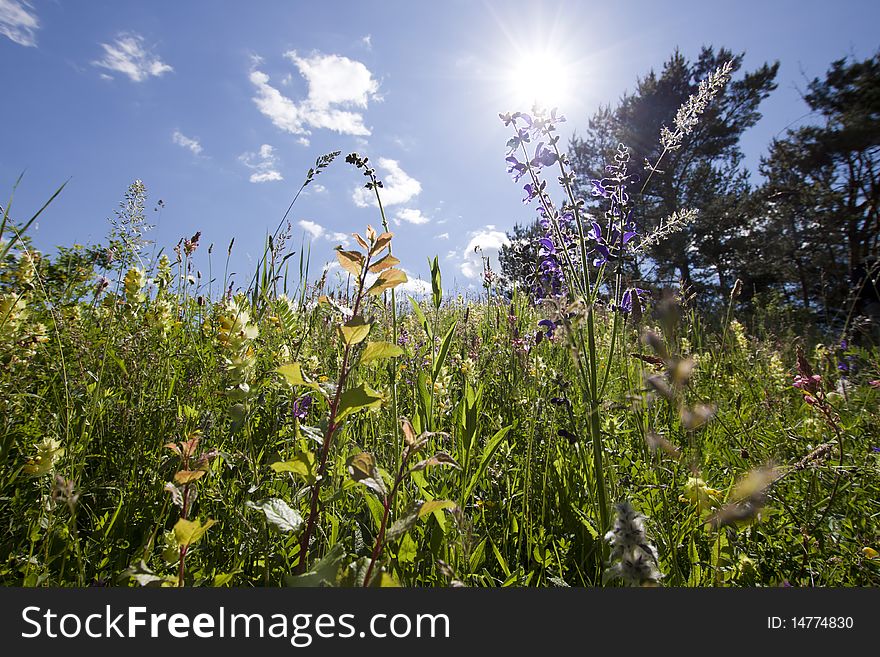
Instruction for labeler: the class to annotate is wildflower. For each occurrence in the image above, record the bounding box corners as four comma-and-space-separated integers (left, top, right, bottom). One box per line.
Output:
23, 438, 65, 477
603, 500, 663, 586
50, 475, 79, 513
123, 267, 146, 304
660, 60, 734, 152
538, 319, 557, 339
292, 395, 312, 421
184, 231, 201, 256
679, 476, 723, 509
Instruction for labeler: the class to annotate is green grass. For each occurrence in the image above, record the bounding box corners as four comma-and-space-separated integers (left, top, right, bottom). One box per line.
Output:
1, 217, 879, 588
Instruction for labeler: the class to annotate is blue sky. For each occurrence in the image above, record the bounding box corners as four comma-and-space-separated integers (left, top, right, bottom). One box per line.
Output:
1, 0, 878, 295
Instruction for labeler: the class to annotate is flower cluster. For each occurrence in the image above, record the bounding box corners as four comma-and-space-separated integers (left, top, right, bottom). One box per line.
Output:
603, 500, 663, 586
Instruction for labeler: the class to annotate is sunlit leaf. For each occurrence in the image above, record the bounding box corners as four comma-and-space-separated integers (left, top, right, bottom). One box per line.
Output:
371, 231, 393, 256
410, 451, 460, 472
335, 247, 364, 277
347, 452, 387, 496
418, 499, 457, 519
173, 469, 205, 485
339, 315, 371, 345
270, 450, 317, 483
401, 417, 418, 447
335, 383, 384, 422
353, 233, 370, 251
430, 255, 442, 310
173, 517, 217, 548
276, 363, 321, 392
368, 253, 400, 273
361, 341, 403, 363
366, 268, 407, 295
246, 498, 304, 533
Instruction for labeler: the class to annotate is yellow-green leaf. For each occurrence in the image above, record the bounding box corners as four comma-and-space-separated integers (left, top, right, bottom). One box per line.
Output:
276, 363, 320, 391
368, 253, 400, 273
418, 499, 457, 519
335, 248, 364, 276
339, 315, 371, 345
335, 383, 384, 422
361, 341, 404, 363
173, 518, 217, 548
270, 450, 317, 483
367, 268, 407, 296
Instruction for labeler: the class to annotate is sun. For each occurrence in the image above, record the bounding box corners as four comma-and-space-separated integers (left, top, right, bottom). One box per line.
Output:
508, 47, 573, 111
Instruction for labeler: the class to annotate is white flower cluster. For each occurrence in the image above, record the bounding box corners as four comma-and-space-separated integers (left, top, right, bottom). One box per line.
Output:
603, 500, 663, 586
660, 60, 734, 152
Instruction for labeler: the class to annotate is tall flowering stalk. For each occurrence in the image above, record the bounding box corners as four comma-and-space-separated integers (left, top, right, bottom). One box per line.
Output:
499, 61, 734, 555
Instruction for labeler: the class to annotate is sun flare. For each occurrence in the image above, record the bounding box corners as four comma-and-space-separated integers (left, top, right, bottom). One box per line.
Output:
508, 48, 572, 110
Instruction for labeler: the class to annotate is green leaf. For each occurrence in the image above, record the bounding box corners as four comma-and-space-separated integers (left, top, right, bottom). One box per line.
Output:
432, 320, 457, 382
430, 255, 442, 310
408, 296, 432, 339
284, 543, 347, 587
335, 383, 384, 423
361, 341, 404, 363
367, 268, 407, 295
346, 452, 388, 496
385, 507, 421, 542
463, 425, 512, 506
270, 450, 317, 483
246, 498, 304, 533
418, 499, 457, 519
173, 518, 217, 548
339, 315, 371, 345
211, 572, 238, 587
397, 533, 418, 563
276, 363, 321, 392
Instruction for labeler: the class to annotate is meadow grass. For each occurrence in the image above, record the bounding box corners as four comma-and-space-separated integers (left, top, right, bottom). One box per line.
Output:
1, 210, 878, 587
2, 61, 879, 586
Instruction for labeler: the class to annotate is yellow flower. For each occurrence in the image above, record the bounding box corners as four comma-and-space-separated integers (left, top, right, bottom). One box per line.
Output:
863, 547, 879, 559
679, 476, 723, 509
23, 438, 65, 477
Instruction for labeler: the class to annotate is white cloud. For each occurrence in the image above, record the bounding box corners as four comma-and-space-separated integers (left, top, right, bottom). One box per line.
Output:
297, 137, 310, 147
352, 158, 421, 208
459, 228, 509, 280
311, 184, 327, 194
239, 144, 283, 183
250, 51, 379, 137
298, 220, 324, 239
326, 231, 351, 248
398, 278, 431, 296
298, 221, 350, 247
436, 232, 450, 240
0, 0, 38, 46
394, 208, 430, 226
172, 130, 202, 155
361, 35, 372, 50
92, 33, 172, 82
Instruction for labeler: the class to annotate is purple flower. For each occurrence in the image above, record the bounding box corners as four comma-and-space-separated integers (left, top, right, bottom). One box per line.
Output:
530, 142, 558, 169
506, 156, 528, 183
618, 288, 646, 314
292, 395, 312, 421
538, 319, 557, 339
